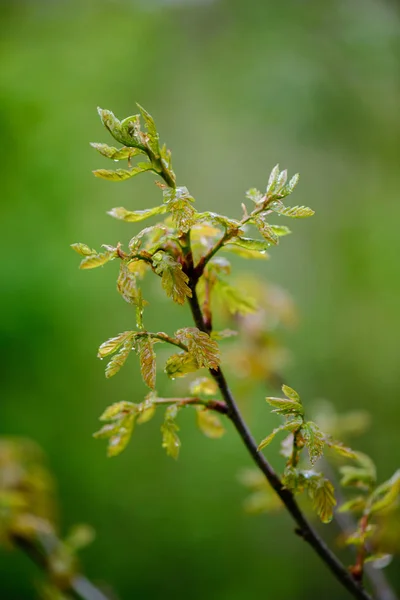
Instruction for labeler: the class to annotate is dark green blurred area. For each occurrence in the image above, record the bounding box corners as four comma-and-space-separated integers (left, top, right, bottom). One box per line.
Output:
1, 0, 400, 597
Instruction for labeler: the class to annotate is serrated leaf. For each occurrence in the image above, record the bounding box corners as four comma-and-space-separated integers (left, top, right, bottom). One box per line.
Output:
167, 197, 196, 233
105, 338, 134, 378
214, 279, 258, 315
246, 188, 264, 203
136, 336, 156, 389
301, 421, 325, 464
165, 352, 199, 379
98, 331, 135, 358
281, 173, 300, 197
210, 329, 238, 340
108, 205, 167, 223
267, 164, 280, 194
226, 237, 271, 252
276, 169, 287, 191
196, 212, 242, 233
258, 417, 303, 451
189, 377, 218, 396
90, 142, 144, 161
266, 397, 304, 417
94, 401, 137, 457
196, 408, 225, 439
79, 250, 115, 270
137, 103, 160, 156
71, 243, 96, 256
152, 252, 192, 305
311, 478, 336, 523
100, 401, 136, 421
117, 262, 139, 305
270, 201, 314, 218
176, 327, 220, 370
253, 217, 279, 245
161, 405, 181, 459
282, 385, 300, 402
93, 163, 154, 181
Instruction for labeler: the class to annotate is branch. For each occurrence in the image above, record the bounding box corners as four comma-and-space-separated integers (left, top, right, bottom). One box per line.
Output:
186, 286, 374, 600
13, 534, 110, 600
153, 396, 228, 415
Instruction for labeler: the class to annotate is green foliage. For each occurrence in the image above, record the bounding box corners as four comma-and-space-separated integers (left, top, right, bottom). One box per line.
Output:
72, 104, 399, 594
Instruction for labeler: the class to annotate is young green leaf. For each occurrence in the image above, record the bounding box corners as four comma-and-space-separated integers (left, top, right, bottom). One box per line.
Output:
369, 470, 400, 515
94, 401, 137, 457
338, 497, 366, 514
324, 438, 357, 460
281, 385, 300, 402
311, 478, 336, 523
98, 331, 135, 359
189, 377, 218, 396
196, 408, 225, 439
105, 337, 134, 378
266, 397, 304, 417
340, 452, 377, 489
71, 243, 96, 257
270, 201, 314, 218
93, 163, 154, 181
267, 164, 280, 194
117, 262, 140, 305
161, 405, 181, 459
301, 421, 325, 464
253, 217, 279, 245
152, 252, 192, 305
137, 393, 157, 424
136, 336, 157, 389
175, 327, 220, 370
226, 237, 271, 252
137, 104, 160, 156
214, 279, 258, 315
90, 143, 144, 161
165, 352, 199, 379
108, 205, 167, 223
258, 417, 303, 451
281, 173, 300, 197
79, 249, 116, 270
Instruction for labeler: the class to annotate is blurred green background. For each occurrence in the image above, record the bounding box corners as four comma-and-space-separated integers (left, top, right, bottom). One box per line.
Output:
1, 0, 400, 597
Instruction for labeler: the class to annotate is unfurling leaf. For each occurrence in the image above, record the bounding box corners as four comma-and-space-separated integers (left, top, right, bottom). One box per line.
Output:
79, 249, 116, 269
266, 397, 304, 417
301, 421, 325, 464
281, 385, 300, 402
161, 405, 181, 459
311, 478, 336, 523
165, 352, 199, 379
105, 337, 134, 378
164, 187, 196, 233
189, 377, 218, 396
71, 243, 96, 256
152, 252, 192, 305
258, 417, 303, 451
98, 331, 134, 358
137, 104, 160, 156
270, 201, 314, 218
136, 336, 157, 389
108, 205, 167, 223
196, 408, 225, 439
246, 188, 264, 203
214, 279, 257, 315
175, 328, 220, 370
90, 143, 144, 161
267, 164, 280, 194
